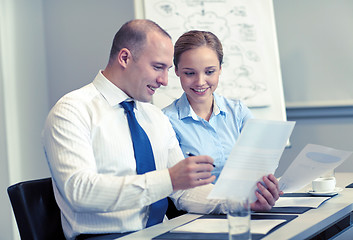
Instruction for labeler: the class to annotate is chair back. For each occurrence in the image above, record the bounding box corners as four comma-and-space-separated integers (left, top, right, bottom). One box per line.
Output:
7, 177, 65, 240
166, 197, 187, 219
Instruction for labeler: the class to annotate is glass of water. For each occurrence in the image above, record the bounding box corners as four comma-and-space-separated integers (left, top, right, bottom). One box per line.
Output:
226, 198, 251, 240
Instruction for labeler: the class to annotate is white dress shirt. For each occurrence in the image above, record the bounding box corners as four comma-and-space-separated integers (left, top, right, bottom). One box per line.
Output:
42, 71, 225, 239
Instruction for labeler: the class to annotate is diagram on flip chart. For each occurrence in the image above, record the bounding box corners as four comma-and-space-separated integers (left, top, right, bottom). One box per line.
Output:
140, 0, 286, 123
144, 0, 281, 109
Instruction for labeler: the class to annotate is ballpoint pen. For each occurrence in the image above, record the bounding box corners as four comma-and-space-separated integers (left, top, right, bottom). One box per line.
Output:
186, 152, 216, 167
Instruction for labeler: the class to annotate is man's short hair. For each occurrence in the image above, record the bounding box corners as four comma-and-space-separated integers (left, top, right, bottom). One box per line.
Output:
108, 19, 171, 65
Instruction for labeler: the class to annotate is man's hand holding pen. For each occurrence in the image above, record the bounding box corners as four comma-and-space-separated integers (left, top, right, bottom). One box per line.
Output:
186, 152, 216, 167
169, 153, 216, 191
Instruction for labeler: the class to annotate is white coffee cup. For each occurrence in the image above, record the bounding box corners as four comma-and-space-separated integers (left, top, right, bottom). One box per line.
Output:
312, 177, 336, 192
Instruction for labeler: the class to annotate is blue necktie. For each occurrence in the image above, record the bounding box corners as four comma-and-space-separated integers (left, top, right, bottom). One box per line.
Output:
120, 101, 168, 227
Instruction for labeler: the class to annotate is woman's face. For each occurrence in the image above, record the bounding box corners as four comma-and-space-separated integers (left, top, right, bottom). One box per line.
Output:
175, 46, 221, 106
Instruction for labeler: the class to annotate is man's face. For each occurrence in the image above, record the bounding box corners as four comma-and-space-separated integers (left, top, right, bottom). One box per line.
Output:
124, 32, 174, 102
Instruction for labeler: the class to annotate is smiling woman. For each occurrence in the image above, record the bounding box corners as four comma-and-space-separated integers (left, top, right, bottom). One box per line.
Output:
175, 46, 221, 121
162, 31, 282, 211
163, 30, 254, 182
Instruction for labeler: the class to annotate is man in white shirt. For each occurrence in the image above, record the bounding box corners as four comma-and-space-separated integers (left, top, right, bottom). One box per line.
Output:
42, 19, 281, 240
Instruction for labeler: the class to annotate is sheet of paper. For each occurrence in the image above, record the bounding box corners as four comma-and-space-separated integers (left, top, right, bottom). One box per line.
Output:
171, 218, 286, 235
279, 144, 352, 193
208, 119, 295, 201
274, 197, 330, 208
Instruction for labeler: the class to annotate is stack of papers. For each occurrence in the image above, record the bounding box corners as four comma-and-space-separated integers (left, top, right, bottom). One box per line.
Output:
208, 119, 295, 202
274, 197, 330, 208
279, 144, 352, 193
205, 119, 352, 202
171, 218, 286, 235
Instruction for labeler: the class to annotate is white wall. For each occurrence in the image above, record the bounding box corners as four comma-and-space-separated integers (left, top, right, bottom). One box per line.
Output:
43, 0, 135, 107
0, 14, 12, 239
274, 0, 353, 107
0, 0, 50, 239
0, 1, 135, 239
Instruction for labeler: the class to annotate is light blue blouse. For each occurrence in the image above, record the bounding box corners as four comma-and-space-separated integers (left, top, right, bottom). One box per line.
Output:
162, 92, 253, 181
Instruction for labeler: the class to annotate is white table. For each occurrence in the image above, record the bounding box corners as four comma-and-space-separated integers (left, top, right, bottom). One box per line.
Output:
262, 172, 353, 239
114, 172, 353, 240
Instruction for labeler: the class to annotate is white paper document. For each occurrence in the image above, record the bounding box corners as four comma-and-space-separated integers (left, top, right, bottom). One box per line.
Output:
171, 218, 286, 235
208, 119, 295, 201
274, 197, 330, 208
279, 144, 353, 193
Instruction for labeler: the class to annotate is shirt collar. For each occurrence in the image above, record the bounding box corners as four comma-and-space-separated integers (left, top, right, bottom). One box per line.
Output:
176, 93, 194, 120
213, 97, 221, 115
176, 92, 226, 120
93, 70, 135, 108
213, 92, 227, 116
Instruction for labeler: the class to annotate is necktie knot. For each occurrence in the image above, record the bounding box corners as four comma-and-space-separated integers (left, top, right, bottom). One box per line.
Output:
120, 101, 134, 113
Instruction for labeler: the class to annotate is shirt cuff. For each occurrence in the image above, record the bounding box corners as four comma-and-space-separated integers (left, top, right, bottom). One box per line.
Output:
146, 169, 173, 202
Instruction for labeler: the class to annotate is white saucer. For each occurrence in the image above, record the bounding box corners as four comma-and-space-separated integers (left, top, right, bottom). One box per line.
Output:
308, 187, 343, 196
